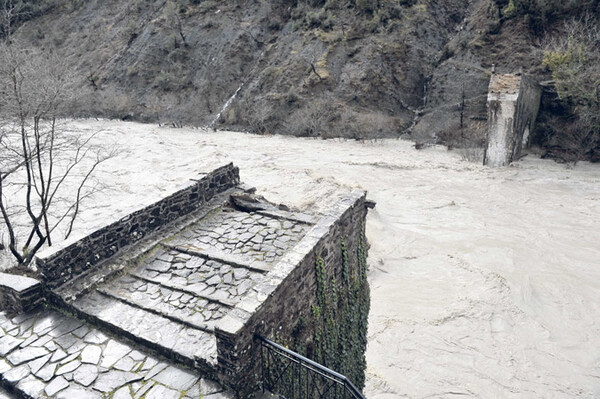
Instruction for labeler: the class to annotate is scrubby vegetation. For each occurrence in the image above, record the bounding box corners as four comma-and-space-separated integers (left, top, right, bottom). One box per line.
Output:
497, 0, 599, 32
536, 15, 600, 162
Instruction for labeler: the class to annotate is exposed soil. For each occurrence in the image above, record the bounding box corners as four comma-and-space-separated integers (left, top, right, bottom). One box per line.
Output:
10, 0, 468, 139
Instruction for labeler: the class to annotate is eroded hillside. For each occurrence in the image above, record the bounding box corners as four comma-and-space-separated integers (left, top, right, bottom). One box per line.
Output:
4, 0, 600, 159
8, 0, 466, 136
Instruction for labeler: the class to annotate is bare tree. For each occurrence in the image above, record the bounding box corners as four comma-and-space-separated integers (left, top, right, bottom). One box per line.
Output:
0, 2, 116, 266
0, 0, 22, 41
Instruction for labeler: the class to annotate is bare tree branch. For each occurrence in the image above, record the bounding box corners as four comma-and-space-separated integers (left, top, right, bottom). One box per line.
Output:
0, 26, 117, 266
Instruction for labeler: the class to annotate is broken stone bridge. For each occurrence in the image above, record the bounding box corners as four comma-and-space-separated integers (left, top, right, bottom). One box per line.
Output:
0, 163, 372, 398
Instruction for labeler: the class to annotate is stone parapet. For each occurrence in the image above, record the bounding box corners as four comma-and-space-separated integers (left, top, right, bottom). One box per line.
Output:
36, 163, 240, 288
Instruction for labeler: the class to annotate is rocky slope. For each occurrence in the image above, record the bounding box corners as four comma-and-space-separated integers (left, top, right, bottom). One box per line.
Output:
8, 0, 466, 136
5, 0, 600, 158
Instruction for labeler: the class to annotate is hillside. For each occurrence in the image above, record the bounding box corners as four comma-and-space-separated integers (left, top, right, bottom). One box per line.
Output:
3, 0, 600, 159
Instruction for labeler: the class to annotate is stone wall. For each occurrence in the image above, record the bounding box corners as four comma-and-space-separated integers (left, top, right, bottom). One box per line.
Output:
36, 163, 240, 288
513, 75, 542, 156
484, 74, 542, 167
213, 190, 370, 395
0, 272, 43, 315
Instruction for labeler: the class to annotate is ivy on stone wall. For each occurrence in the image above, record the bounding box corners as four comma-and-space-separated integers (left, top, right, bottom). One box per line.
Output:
265, 223, 370, 397
310, 229, 370, 389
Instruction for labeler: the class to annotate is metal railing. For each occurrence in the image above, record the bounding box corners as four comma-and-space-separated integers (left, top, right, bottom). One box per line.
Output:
257, 335, 366, 399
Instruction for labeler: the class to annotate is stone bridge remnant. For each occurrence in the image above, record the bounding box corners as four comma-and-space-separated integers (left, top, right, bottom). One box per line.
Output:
484, 73, 542, 167
0, 163, 373, 398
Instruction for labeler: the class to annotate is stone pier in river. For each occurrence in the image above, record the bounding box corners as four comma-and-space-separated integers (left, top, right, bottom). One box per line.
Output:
484, 73, 542, 167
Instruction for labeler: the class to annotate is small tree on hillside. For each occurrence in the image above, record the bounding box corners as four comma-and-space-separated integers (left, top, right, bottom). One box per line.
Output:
160, 0, 188, 48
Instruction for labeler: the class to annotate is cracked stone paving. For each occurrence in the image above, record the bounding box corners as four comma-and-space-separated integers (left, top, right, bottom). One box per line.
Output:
0, 310, 230, 398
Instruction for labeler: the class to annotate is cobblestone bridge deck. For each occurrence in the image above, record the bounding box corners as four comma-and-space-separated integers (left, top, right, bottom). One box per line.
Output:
0, 310, 228, 398
1, 191, 316, 397
69, 204, 313, 374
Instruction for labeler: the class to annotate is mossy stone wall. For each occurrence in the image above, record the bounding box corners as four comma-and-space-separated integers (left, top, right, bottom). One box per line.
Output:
214, 191, 371, 397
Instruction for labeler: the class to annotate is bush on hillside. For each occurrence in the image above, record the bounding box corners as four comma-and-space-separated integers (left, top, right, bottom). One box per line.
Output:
541, 16, 600, 161
496, 0, 600, 33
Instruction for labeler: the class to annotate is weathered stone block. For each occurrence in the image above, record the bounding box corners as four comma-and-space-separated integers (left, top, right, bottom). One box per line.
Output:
484, 73, 542, 167
0, 273, 44, 315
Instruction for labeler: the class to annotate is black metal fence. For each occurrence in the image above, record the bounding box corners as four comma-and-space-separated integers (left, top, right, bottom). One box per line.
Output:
258, 335, 366, 399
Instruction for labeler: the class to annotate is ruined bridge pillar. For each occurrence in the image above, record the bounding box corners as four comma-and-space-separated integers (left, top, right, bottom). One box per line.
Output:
484, 73, 542, 167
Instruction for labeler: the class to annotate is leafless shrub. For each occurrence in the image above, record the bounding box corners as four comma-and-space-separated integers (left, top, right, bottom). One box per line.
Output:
246, 101, 273, 135
438, 120, 486, 148
457, 147, 485, 163
340, 109, 400, 141
289, 100, 332, 138
0, 3, 117, 266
